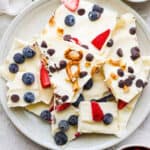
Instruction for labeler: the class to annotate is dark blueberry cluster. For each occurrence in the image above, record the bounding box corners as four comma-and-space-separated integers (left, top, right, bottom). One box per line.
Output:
136, 79, 145, 88
54, 131, 68, 145
58, 120, 69, 131
64, 15, 76, 27
68, 115, 78, 126
9, 46, 36, 74
55, 115, 78, 145
24, 92, 35, 103
103, 113, 113, 125
40, 110, 51, 121
88, 4, 104, 21
22, 72, 35, 85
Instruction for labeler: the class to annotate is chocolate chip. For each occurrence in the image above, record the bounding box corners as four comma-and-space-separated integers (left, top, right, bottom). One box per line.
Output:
59, 60, 67, 69
118, 80, 124, 88
131, 47, 140, 60
124, 78, 133, 86
63, 34, 71, 41
136, 79, 144, 88
117, 48, 123, 57
106, 39, 113, 47
11, 94, 20, 103
81, 44, 89, 49
77, 8, 86, 16
129, 27, 136, 35
79, 71, 88, 78
117, 69, 124, 77
128, 75, 136, 80
61, 95, 69, 102
86, 53, 94, 61
128, 66, 134, 73
41, 41, 48, 48
47, 49, 55, 56
49, 66, 56, 73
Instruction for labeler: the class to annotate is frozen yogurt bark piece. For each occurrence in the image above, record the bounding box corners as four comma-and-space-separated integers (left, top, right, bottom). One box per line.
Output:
39, 38, 104, 103
118, 56, 150, 132
6, 71, 53, 107
51, 105, 79, 145
40, 0, 118, 56
78, 101, 119, 135
103, 13, 150, 104
0, 39, 41, 81
0, 39, 53, 107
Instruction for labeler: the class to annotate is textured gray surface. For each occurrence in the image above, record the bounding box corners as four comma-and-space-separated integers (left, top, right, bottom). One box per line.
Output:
0, 1, 150, 150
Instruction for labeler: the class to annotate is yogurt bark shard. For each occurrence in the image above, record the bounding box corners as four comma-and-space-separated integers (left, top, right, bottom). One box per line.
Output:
103, 13, 150, 105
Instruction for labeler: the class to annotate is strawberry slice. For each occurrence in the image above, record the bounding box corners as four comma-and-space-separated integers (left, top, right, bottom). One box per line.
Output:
91, 29, 110, 50
71, 37, 80, 45
62, 0, 80, 12
91, 101, 104, 122
118, 99, 128, 110
75, 132, 81, 138
40, 64, 51, 88
55, 103, 71, 111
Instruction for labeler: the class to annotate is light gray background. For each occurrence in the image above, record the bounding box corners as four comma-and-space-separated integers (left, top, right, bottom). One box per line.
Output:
0, 1, 150, 150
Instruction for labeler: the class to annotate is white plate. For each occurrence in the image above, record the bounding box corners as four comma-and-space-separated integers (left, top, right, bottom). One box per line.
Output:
0, 0, 150, 150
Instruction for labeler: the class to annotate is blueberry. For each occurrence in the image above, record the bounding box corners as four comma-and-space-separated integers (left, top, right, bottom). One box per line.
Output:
64, 15, 75, 27
24, 92, 35, 103
103, 113, 113, 125
22, 72, 35, 85
88, 11, 100, 21
83, 78, 93, 90
40, 110, 51, 121
54, 131, 68, 145
23, 46, 36, 58
13, 53, 25, 64
92, 4, 104, 14
68, 115, 78, 126
9, 63, 19, 73
72, 94, 84, 107
58, 120, 69, 131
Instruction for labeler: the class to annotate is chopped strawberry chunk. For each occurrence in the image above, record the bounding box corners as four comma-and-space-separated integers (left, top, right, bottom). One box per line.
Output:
75, 132, 81, 138
62, 0, 80, 12
91, 29, 110, 50
40, 64, 51, 88
118, 99, 128, 110
71, 37, 80, 45
55, 103, 71, 111
91, 101, 104, 122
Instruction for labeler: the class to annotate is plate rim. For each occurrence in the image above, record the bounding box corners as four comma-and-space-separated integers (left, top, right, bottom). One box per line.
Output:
0, 0, 150, 150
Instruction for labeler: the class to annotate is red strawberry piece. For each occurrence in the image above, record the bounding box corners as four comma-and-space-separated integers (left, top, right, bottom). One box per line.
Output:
71, 37, 80, 45
62, 0, 80, 12
40, 64, 51, 88
55, 103, 71, 111
75, 132, 81, 138
91, 29, 110, 50
91, 101, 104, 122
118, 99, 128, 110
49, 105, 54, 112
